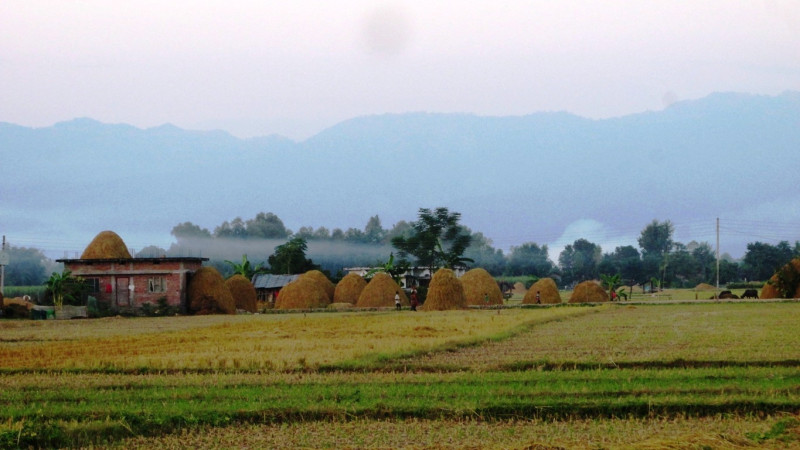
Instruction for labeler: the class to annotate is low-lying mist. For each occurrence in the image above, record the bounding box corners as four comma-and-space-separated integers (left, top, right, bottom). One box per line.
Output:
144, 237, 395, 275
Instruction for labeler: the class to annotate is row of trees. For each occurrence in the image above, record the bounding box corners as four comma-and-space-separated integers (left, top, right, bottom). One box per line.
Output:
513, 220, 800, 288
171, 212, 406, 246
2, 211, 798, 288
194, 212, 799, 289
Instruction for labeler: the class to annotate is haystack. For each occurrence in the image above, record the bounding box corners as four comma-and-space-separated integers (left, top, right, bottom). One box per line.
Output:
187, 267, 236, 315
694, 283, 716, 291
275, 276, 331, 309
421, 268, 467, 311
513, 282, 526, 294
333, 273, 367, 304
460, 268, 503, 305
225, 274, 257, 313
356, 272, 408, 308
523, 277, 562, 304
299, 270, 335, 302
81, 230, 132, 259
569, 280, 609, 303
761, 258, 800, 299
2, 297, 33, 319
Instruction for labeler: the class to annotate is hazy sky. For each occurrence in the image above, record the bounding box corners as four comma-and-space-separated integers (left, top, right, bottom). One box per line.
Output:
2, 1, 799, 139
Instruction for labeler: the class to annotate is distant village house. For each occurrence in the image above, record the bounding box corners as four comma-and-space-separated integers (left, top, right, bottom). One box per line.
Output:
343, 266, 467, 289
58, 231, 207, 313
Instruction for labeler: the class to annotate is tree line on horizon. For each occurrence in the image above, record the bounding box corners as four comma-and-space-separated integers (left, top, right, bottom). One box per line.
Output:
3, 210, 800, 289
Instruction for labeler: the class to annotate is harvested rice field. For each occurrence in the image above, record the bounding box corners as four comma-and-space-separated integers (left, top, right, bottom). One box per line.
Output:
1, 302, 799, 448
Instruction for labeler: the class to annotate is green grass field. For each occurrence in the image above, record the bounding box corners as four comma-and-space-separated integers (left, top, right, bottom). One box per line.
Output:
1, 301, 799, 448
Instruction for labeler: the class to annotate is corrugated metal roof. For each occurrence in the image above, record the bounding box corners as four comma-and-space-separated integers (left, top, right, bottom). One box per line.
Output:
252, 274, 300, 289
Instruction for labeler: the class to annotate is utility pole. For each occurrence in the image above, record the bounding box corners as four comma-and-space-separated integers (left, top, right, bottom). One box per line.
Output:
0, 235, 8, 295
715, 218, 720, 298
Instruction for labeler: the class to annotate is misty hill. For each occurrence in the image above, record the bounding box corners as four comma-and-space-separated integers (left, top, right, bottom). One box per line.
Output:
2, 91, 799, 258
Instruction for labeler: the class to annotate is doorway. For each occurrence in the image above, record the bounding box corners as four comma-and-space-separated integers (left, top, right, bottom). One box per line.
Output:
116, 277, 130, 306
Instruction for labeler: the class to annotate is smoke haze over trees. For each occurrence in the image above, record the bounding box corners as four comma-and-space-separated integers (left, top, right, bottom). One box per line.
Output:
159, 210, 800, 288
2, 209, 799, 289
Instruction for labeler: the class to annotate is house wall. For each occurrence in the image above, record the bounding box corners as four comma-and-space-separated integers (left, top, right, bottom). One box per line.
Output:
63, 259, 203, 310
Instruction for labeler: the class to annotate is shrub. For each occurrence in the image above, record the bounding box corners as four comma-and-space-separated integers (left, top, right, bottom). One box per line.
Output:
140, 302, 156, 317
156, 296, 177, 316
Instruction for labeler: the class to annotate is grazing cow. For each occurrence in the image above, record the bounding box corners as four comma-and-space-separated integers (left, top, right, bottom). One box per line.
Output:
741, 289, 759, 299
710, 290, 739, 299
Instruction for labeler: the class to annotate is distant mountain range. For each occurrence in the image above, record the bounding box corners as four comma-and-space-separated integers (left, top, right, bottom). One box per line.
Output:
2, 91, 799, 259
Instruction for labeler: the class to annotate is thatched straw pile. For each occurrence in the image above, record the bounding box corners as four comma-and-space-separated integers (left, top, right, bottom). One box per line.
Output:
760, 283, 780, 299
460, 268, 503, 305
328, 302, 355, 310
694, 283, 716, 291
421, 268, 467, 311
81, 230, 132, 259
2, 296, 34, 318
569, 280, 609, 303
761, 258, 800, 299
523, 278, 562, 304
356, 272, 408, 307
225, 274, 257, 313
275, 276, 331, 309
333, 273, 367, 304
187, 267, 235, 315
300, 270, 335, 302
513, 282, 526, 294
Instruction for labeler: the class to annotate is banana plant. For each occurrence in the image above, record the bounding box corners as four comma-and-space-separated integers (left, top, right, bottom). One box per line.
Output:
366, 253, 410, 286
600, 273, 622, 300
45, 270, 84, 309
224, 254, 268, 280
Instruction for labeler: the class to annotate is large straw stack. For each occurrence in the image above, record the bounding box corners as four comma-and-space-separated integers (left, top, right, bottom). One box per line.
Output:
187, 267, 236, 315
460, 268, 503, 305
568, 281, 609, 303
761, 258, 800, 299
334, 273, 367, 304
275, 276, 331, 309
81, 230, 132, 259
225, 274, 257, 313
523, 277, 562, 304
357, 272, 408, 307
300, 270, 335, 302
421, 268, 466, 311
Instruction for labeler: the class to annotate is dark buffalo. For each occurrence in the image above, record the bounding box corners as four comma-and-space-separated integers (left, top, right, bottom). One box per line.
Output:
710, 290, 739, 299
741, 289, 759, 299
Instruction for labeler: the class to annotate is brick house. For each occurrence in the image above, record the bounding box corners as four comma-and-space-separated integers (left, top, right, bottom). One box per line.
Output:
57, 256, 208, 313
